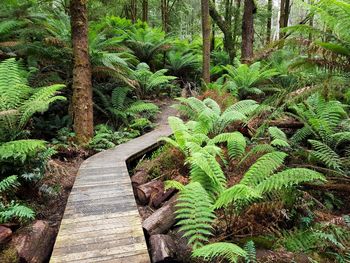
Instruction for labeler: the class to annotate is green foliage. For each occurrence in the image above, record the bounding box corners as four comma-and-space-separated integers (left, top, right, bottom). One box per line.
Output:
175, 97, 258, 136
0, 58, 65, 141
220, 60, 279, 98
0, 176, 19, 193
268, 126, 290, 148
88, 124, 138, 152
125, 26, 169, 65
0, 140, 46, 164
0, 202, 35, 223
176, 182, 216, 249
244, 241, 257, 263
94, 86, 159, 129
192, 242, 247, 263
166, 50, 200, 79
215, 152, 325, 209
132, 63, 176, 98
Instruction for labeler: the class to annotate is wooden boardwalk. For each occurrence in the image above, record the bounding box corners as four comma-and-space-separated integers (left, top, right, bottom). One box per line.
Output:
50, 106, 176, 263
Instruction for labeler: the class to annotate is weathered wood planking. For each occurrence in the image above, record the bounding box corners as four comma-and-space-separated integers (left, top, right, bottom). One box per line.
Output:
50, 107, 175, 263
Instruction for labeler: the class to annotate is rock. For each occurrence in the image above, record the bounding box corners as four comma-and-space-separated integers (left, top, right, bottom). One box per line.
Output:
0, 226, 12, 244
149, 234, 176, 262
11, 220, 56, 263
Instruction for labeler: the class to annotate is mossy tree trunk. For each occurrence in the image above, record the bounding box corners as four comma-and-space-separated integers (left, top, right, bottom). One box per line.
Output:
70, 0, 93, 145
279, 0, 290, 39
241, 0, 256, 63
266, 0, 273, 43
201, 0, 211, 83
142, 0, 149, 22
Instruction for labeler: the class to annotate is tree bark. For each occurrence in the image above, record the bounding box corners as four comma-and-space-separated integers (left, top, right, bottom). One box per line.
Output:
279, 0, 290, 39
266, 0, 273, 43
201, 0, 211, 83
70, 0, 93, 145
149, 235, 176, 263
142, 0, 149, 22
161, 0, 169, 32
130, 0, 137, 23
209, 1, 235, 62
232, 0, 241, 57
241, 0, 256, 63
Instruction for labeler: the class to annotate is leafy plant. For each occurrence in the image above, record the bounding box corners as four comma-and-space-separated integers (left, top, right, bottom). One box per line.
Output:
175, 97, 259, 136
94, 86, 159, 129
0, 58, 66, 141
131, 63, 176, 99
220, 60, 279, 98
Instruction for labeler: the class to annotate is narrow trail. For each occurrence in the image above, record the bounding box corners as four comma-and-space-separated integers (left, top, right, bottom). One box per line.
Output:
50, 103, 177, 263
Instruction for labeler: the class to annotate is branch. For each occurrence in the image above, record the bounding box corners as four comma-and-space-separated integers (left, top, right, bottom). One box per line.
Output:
209, 0, 229, 35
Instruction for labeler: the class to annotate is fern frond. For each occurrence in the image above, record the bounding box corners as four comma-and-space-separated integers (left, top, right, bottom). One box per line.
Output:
192, 242, 247, 263
0, 175, 19, 193
176, 182, 216, 249
240, 152, 287, 187
214, 184, 261, 209
244, 241, 257, 263
309, 139, 343, 171
0, 140, 46, 163
256, 168, 326, 194
0, 202, 35, 223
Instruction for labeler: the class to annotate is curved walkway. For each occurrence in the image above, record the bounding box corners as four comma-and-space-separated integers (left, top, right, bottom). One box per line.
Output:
50, 105, 176, 263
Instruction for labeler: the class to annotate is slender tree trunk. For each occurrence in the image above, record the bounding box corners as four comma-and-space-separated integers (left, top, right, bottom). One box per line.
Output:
241, 0, 255, 63
209, 0, 235, 62
266, 0, 272, 43
161, 0, 169, 32
142, 0, 149, 22
70, 0, 93, 144
211, 0, 216, 51
130, 0, 137, 23
232, 0, 241, 57
201, 0, 211, 83
279, 0, 290, 39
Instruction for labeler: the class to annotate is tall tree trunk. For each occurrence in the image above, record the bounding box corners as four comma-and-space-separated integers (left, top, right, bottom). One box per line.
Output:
266, 0, 272, 43
209, 1, 235, 62
201, 0, 211, 83
161, 0, 169, 32
241, 0, 255, 63
279, 0, 290, 39
232, 0, 241, 57
211, 0, 216, 51
142, 0, 149, 22
130, 0, 137, 23
70, 0, 93, 144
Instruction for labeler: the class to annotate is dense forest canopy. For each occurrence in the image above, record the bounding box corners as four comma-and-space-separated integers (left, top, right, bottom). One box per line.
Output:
1, 0, 350, 262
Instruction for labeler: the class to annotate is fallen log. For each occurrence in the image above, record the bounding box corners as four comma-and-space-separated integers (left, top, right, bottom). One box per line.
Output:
131, 169, 149, 187
256, 249, 310, 263
136, 180, 164, 205
303, 183, 350, 192
143, 195, 177, 236
268, 120, 304, 128
149, 234, 176, 263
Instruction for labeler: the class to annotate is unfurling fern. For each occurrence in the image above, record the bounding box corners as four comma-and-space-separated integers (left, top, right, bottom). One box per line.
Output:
192, 242, 247, 263
176, 182, 216, 249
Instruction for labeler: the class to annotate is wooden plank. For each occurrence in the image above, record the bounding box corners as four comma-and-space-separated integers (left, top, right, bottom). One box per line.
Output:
50, 106, 177, 262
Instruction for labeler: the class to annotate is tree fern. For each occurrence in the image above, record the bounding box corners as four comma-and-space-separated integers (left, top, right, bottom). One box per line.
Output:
176, 182, 216, 249
192, 242, 247, 263
0, 58, 65, 140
